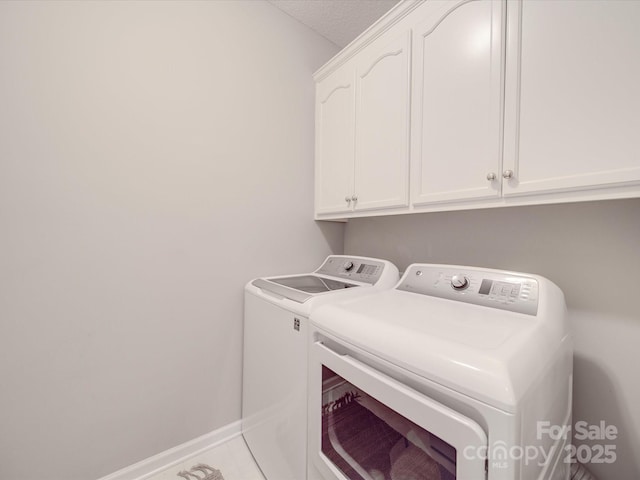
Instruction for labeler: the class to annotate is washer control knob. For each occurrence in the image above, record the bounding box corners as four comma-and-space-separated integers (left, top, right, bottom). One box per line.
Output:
343, 261, 355, 272
451, 275, 470, 290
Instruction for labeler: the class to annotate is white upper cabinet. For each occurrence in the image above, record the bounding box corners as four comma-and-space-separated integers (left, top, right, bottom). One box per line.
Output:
315, 23, 411, 216
315, 61, 355, 215
411, 0, 504, 206
314, 0, 640, 219
502, 0, 640, 197
354, 28, 411, 212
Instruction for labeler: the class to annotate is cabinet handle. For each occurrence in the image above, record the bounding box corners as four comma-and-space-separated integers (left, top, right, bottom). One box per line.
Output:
351, 195, 358, 202
503, 170, 514, 179
486, 172, 497, 181
345, 196, 351, 204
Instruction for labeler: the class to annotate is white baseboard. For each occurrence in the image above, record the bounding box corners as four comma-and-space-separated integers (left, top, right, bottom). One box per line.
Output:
97, 420, 243, 480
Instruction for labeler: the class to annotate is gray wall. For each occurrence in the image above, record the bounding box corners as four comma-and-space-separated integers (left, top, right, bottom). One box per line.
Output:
344, 197, 640, 479
0, 2, 341, 479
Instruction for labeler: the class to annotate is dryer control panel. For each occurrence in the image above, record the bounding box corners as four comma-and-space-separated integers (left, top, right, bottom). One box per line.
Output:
397, 265, 539, 315
316, 256, 386, 285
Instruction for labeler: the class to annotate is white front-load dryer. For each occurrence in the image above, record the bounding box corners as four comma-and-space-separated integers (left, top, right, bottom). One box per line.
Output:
308, 264, 573, 480
242, 256, 399, 480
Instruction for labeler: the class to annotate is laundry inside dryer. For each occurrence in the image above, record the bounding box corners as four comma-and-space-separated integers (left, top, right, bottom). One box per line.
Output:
320, 366, 456, 480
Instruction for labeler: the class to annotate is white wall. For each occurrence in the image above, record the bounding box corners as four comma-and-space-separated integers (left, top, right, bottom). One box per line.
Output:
0, 2, 341, 479
344, 198, 640, 478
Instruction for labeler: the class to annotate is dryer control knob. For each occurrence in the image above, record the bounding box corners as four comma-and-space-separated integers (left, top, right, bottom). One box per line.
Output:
451, 275, 470, 290
343, 261, 355, 271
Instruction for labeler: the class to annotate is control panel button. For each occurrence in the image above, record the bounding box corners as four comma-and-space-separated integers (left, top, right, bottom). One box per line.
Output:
343, 261, 355, 272
451, 275, 470, 291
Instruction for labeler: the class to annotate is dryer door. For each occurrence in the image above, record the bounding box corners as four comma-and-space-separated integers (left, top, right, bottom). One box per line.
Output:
309, 340, 488, 480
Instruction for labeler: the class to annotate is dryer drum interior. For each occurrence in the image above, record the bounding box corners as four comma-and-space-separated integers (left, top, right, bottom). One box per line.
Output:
321, 366, 457, 480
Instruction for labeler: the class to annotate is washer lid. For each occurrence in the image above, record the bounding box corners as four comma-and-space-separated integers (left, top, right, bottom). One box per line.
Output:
252, 275, 359, 303
249, 256, 400, 305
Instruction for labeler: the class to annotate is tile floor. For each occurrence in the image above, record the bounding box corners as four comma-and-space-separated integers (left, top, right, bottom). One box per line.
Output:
144, 435, 265, 480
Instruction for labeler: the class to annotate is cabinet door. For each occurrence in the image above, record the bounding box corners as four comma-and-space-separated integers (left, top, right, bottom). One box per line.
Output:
411, 0, 504, 206
411, 0, 505, 205
353, 29, 411, 212
503, 0, 640, 197
315, 63, 356, 215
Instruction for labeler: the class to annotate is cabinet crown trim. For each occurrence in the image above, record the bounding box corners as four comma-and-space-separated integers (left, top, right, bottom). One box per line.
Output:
313, 0, 423, 82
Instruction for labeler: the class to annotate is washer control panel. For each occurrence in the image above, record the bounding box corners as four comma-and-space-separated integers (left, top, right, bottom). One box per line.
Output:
398, 265, 539, 315
316, 256, 385, 285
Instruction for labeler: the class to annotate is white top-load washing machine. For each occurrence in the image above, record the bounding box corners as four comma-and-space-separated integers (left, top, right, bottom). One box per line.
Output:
308, 264, 573, 480
243, 255, 399, 480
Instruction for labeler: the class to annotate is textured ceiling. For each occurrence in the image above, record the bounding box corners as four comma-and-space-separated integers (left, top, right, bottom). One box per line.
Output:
268, 0, 401, 48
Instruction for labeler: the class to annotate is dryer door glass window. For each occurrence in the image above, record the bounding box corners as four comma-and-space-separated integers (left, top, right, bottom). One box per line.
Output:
321, 366, 457, 480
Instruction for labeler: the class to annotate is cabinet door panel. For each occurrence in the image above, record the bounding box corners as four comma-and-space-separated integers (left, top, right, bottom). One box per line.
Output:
353, 30, 411, 212
503, 0, 640, 196
315, 66, 355, 215
411, 0, 504, 206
